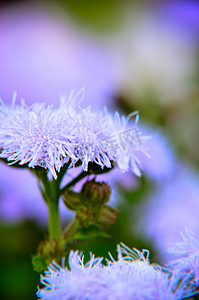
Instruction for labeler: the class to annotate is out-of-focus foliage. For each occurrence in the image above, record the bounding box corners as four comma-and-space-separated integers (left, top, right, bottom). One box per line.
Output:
57, 0, 126, 32
0, 221, 43, 300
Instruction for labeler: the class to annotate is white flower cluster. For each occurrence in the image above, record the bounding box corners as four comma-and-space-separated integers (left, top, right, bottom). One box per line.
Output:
0, 90, 148, 179
37, 244, 176, 300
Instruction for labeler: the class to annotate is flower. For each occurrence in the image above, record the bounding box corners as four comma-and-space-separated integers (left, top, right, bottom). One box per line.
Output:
37, 244, 177, 300
134, 164, 199, 262
0, 94, 75, 179
37, 251, 103, 300
167, 227, 199, 298
0, 90, 148, 179
61, 93, 149, 176
0, 2, 116, 109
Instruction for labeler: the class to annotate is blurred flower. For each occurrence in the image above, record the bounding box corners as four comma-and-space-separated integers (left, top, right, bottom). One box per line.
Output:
168, 227, 199, 258
0, 90, 149, 178
112, 9, 196, 105
135, 164, 199, 262
136, 126, 176, 181
0, 163, 73, 225
0, 163, 47, 225
167, 227, 199, 298
0, 2, 116, 109
37, 244, 177, 300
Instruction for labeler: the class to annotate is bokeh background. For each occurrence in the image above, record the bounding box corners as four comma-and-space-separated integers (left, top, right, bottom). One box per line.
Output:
0, 0, 199, 299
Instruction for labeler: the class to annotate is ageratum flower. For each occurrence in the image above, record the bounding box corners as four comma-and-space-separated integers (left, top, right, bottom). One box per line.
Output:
60, 90, 149, 176
0, 90, 148, 179
0, 93, 76, 179
37, 243, 177, 300
167, 227, 199, 298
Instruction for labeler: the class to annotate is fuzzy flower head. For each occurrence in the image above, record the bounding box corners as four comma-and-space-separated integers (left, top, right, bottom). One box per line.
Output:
0, 89, 148, 179
167, 227, 199, 298
38, 251, 104, 300
0, 93, 75, 179
102, 243, 176, 300
37, 244, 177, 300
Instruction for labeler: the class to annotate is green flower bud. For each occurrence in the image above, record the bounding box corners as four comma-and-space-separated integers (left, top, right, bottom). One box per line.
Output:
98, 205, 119, 226
62, 190, 81, 211
81, 178, 111, 209
33, 239, 63, 272
76, 206, 96, 227
38, 239, 58, 258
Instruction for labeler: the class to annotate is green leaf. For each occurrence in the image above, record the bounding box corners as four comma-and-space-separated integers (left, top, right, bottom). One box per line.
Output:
72, 225, 110, 240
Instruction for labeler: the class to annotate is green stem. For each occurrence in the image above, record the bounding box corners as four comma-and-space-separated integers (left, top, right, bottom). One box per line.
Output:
60, 171, 88, 195
33, 169, 62, 243
48, 198, 61, 243
60, 163, 114, 196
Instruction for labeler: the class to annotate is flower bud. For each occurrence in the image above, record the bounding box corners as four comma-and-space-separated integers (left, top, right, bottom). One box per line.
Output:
81, 178, 111, 209
32, 239, 61, 272
98, 205, 119, 226
38, 239, 58, 258
62, 190, 81, 211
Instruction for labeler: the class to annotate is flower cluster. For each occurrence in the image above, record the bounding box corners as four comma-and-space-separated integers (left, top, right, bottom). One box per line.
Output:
167, 227, 199, 298
0, 90, 148, 179
37, 243, 177, 300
